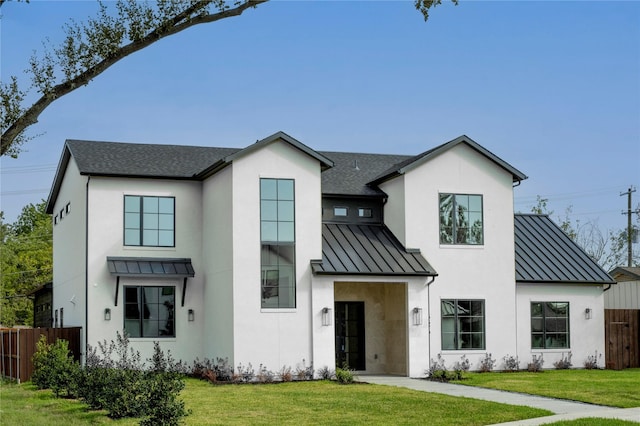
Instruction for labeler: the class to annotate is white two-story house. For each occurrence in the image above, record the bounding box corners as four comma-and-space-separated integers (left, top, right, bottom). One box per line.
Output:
46, 132, 614, 376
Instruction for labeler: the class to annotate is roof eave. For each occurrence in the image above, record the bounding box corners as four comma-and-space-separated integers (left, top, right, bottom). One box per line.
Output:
46, 142, 72, 214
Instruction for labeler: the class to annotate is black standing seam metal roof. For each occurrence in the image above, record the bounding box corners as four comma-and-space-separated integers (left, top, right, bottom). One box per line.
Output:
514, 214, 614, 284
106, 257, 195, 278
311, 223, 437, 276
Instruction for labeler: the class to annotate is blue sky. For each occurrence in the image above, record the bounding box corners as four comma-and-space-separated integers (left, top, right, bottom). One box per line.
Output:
1, 0, 639, 234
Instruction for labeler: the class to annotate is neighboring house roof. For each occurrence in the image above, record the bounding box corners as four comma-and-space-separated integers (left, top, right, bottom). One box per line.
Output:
106, 257, 195, 278
369, 135, 528, 185
514, 214, 615, 284
311, 223, 437, 276
609, 266, 640, 282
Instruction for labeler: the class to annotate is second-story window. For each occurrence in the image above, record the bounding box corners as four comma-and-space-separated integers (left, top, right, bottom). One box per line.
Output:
439, 193, 483, 245
124, 195, 175, 247
260, 178, 295, 309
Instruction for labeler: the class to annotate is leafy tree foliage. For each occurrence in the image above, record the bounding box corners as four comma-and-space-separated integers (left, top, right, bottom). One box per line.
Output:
0, 0, 453, 157
0, 201, 52, 326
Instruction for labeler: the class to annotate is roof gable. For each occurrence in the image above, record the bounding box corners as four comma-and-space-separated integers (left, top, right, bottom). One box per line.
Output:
196, 131, 334, 179
609, 266, 640, 282
369, 135, 527, 186
514, 214, 615, 284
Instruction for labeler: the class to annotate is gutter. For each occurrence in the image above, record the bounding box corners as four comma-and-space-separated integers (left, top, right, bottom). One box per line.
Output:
84, 175, 90, 364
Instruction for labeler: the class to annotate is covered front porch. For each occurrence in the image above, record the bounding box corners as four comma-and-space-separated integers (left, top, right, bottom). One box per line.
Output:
310, 222, 438, 377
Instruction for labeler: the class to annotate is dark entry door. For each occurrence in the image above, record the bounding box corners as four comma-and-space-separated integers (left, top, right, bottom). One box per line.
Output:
335, 301, 365, 370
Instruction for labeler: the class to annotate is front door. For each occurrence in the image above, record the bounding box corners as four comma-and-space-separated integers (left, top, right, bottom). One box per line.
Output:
335, 301, 365, 370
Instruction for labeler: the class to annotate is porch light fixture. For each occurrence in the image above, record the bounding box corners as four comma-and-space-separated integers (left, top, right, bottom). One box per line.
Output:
412, 307, 423, 326
188, 309, 195, 322
321, 307, 332, 326
585, 308, 592, 320
104, 308, 111, 321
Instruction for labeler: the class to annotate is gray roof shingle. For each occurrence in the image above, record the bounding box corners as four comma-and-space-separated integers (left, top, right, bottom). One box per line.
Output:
514, 214, 615, 284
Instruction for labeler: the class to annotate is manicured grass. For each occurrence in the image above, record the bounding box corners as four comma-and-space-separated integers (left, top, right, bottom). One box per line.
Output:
454, 369, 640, 408
1, 378, 550, 426
182, 378, 550, 425
0, 381, 135, 425
544, 419, 640, 426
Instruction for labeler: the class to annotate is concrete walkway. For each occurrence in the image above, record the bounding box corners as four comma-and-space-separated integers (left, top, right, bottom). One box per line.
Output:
359, 375, 640, 425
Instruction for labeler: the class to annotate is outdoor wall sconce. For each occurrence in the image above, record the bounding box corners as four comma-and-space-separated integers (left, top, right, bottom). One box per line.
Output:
412, 307, 423, 326
321, 307, 332, 326
104, 308, 111, 321
585, 308, 592, 320
188, 309, 195, 322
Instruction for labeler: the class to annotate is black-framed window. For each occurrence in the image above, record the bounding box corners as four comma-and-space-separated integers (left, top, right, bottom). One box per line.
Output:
124, 195, 175, 247
260, 178, 295, 309
334, 207, 348, 217
124, 286, 175, 338
439, 194, 483, 245
358, 208, 372, 218
441, 299, 485, 350
531, 302, 569, 349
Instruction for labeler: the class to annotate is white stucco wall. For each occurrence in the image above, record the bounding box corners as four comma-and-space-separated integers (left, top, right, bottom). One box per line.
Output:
227, 141, 323, 371
516, 283, 605, 369
202, 166, 235, 361
51, 157, 87, 353
85, 177, 204, 364
381, 143, 518, 370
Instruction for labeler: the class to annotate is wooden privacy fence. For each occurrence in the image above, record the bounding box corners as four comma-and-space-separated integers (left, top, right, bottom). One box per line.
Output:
605, 309, 640, 370
0, 327, 81, 383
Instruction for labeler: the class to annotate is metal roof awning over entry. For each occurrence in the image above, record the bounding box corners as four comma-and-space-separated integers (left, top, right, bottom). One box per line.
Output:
107, 257, 195, 278
106, 257, 195, 307
311, 223, 437, 277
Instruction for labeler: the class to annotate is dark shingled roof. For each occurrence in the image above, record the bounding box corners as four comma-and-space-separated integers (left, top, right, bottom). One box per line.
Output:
514, 214, 615, 284
311, 223, 437, 276
318, 151, 412, 197
67, 139, 240, 178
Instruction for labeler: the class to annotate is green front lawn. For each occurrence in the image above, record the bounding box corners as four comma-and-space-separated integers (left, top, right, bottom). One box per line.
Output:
454, 369, 640, 408
1, 378, 550, 425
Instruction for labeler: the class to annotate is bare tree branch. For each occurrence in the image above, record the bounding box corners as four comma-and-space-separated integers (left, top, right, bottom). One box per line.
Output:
1, 0, 268, 157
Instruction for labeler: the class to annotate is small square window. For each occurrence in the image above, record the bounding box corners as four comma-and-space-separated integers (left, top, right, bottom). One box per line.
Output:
65, 202, 71, 215
358, 208, 372, 218
334, 207, 348, 217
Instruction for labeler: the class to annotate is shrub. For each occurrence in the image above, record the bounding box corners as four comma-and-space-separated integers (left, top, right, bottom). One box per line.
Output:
139, 372, 189, 426
427, 353, 450, 382
478, 353, 496, 373
31, 335, 81, 398
278, 365, 293, 382
317, 365, 334, 380
235, 363, 255, 383
502, 354, 520, 372
335, 364, 354, 384
553, 352, 572, 370
295, 359, 314, 380
584, 350, 602, 369
527, 354, 544, 372
452, 355, 470, 380
256, 364, 275, 383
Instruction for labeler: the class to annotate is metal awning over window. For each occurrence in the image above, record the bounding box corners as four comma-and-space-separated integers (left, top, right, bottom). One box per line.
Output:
106, 257, 195, 307
107, 257, 195, 278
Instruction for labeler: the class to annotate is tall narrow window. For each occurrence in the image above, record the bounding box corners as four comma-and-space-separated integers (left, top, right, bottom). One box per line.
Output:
260, 178, 295, 308
439, 194, 483, 245
441, 299, 485, 350
124, 195, 175, 247
531, 302, 569, 349
124, 286, 175, 338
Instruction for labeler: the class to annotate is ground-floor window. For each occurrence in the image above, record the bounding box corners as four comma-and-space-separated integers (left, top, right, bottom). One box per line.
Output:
124, 286, 175, 338
441, 299, 485, 350
531, 301, 569, 349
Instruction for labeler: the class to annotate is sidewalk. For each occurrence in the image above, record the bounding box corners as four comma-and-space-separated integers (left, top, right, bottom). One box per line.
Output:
359, 375, 640, 425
